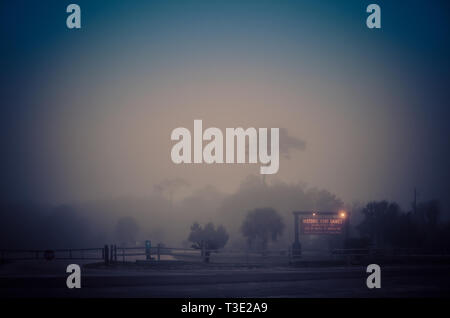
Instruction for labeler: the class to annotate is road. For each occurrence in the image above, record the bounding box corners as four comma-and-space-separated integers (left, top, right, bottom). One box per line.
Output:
0, 260, 449, 297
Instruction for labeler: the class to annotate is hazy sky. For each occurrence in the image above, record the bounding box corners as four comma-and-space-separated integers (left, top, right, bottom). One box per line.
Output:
1, 0, 449, 212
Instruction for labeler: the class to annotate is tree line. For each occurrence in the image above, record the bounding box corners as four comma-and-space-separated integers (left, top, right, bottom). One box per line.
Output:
187, 200, 450, 252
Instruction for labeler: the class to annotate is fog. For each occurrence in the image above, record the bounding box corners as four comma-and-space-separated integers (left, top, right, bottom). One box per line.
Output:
1, 1, 449, 250
0, 175, 345, 249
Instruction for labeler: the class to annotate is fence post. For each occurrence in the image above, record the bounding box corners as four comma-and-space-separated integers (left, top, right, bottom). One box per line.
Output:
202, 242, 210, 263
157, 244, 161, 261
104, 245, 109, 265
110, 245, 114, 263
114, 245, 117, 262
204, 249, 210, 263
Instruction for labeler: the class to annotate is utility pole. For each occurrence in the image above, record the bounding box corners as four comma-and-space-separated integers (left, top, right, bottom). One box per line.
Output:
413, 187, 417, 215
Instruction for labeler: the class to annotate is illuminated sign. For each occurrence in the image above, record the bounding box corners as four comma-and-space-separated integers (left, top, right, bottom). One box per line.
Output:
301, 217, 344, 235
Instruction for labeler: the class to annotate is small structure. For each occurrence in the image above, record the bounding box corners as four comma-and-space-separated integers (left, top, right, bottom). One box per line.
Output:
291, 211, 348, 257
145, 240, 152, 260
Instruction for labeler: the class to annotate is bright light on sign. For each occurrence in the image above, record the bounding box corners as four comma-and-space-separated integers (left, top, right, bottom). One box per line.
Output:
339, 210, 347, 218
301, 217, 344, 235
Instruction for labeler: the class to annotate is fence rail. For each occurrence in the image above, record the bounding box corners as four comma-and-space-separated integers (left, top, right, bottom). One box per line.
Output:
0, 247, 104, 262
2, 245, 450, 265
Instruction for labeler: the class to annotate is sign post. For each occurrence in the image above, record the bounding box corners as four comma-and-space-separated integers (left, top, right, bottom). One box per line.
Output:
292, 213, 302, 257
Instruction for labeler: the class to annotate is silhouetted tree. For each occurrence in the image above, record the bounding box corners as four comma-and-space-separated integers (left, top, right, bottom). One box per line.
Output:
114, 216, 139, 245
241, 207, 284, 252
414, 200, 441, 247
357, 201, 401, 248
188, 222, 229, 251
417, 200, 440, 228
357, 199, 446, 249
